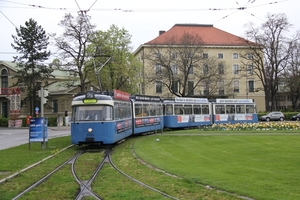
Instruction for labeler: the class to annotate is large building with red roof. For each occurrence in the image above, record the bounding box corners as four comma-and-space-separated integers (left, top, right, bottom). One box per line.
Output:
134, 24, 265, 112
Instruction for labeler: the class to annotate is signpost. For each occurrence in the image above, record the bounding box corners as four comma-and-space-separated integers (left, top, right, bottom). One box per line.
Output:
29, 117, 48, 149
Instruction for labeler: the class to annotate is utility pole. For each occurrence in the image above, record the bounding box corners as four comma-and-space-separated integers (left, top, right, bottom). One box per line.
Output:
40, 86, 44, 117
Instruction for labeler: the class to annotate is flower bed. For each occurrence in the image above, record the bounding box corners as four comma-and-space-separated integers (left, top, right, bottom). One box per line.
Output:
201, 122, 300, 131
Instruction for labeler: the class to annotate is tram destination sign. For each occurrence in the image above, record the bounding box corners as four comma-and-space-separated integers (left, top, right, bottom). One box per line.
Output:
216, 99, 254, 103
113, 89, 130, 100
134, 95, 161, 102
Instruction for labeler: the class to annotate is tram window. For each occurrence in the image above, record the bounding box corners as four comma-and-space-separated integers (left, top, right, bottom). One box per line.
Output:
135, 103, 143, 117
193, 105, 201, 114
115, 102, 130, 120
236, 105, 245, 114
184, 105, 193, 115
165, 104, 173, 115
175, 105, 184, 115
103, 106, 113, 120
215, 105, 225, 114
121, 102, 131, 119
246, 105, 256, 113
74, 106, 110, 121
226, 105, 235, 114
126, 103, 132, 118
156, 104, 162, 115
202, 105, 209, 114
150, 104, 156, 116
143, 104, 150, 116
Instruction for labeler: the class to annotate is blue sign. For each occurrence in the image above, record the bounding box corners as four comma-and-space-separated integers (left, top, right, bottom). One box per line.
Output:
35, 107, 39, 112
29, 117, 48, 142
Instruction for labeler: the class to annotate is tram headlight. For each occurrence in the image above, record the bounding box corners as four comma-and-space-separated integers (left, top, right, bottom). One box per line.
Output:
88, 128, 93, 133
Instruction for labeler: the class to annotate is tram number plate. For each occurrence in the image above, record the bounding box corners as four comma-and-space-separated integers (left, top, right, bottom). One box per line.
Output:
85, 137, 94, 142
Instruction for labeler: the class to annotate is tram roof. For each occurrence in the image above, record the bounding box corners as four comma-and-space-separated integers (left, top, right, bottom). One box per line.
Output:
73, 93, 114, 101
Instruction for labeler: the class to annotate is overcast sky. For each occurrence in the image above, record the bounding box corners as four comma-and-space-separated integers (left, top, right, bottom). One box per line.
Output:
0, 0, 298, 62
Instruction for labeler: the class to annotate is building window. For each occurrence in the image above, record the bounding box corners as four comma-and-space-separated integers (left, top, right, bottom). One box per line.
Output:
203, 53, 208, 59
203, 89, 209, 95
218, 53, 223, 59
53, 100, 58, 113
171, 64, 178, 74
155, 81, 162, 93
155, 64, 162, 75
203, 65, 209, 74
170, 52, 177, 59
1, 69, 8, 94
218, 80, 225, 95
172, 81, 179, 93
218, 64, 224, 74
233, 64, 239, 74
186, 53, 193, 58
248, 53, 253, 60
248, 80, 254, 92
154, 52, 161, 58
233, 53, 238, 59
247, 65, 253, 75
188, 65, 194, 74
233, 80, 239, 93
278, 81, 285, 92
188, 81, 194, 95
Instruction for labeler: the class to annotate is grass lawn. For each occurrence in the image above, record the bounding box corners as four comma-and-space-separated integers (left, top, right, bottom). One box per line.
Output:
1, 130, 300, 199
131, 131, 300, 200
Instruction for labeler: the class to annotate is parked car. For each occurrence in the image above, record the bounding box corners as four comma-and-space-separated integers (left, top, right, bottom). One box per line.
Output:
290, 113, 300, 121
260, 112, 285, 122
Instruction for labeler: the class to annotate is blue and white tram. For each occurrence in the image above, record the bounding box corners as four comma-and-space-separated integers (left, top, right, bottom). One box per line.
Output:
131, 95, 164, 134
163, 97, 212, 129
71, 90, 132, 145
212, 99, 258, 124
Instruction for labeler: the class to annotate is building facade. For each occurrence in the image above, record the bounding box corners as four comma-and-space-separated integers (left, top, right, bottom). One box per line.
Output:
0, 61, 92, 122
134, 24, 266, 112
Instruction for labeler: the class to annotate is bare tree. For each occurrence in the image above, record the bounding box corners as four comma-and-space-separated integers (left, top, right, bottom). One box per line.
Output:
144, 32, 232, 98
281, 32, 300, 111
50, 13, 95, 92
241, 13, 293, 111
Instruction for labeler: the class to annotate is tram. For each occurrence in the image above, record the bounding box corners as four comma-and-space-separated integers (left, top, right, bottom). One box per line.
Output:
163, 97, 212, 129
212, 99, 258, 124
71, 90, 132, 145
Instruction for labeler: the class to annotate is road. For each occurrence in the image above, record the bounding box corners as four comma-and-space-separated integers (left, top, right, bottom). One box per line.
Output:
0, 126, 70, 150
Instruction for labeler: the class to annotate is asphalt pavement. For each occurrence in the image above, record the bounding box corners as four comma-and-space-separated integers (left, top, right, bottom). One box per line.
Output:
0, 126, 71, 150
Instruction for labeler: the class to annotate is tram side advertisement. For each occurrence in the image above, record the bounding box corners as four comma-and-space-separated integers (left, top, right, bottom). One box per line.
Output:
215, 114, 253, 121
135, 117, 161, 127
177, 115, 211, 123
116, 119, 132, 133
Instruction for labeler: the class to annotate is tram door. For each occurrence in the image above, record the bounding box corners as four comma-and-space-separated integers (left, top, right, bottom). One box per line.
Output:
2, 102, 8, 118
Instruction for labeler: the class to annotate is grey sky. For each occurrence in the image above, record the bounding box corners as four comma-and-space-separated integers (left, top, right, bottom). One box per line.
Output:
0, 0, 298, 62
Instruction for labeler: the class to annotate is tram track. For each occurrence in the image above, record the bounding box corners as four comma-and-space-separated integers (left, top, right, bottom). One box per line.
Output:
11, 145, 179, 200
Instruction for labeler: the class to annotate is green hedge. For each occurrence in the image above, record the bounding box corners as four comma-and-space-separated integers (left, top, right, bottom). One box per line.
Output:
0, 117, 8, 127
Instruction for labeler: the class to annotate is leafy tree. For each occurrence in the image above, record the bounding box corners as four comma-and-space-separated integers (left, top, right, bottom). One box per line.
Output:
50, 13, 95, 92
241, 13, 293, 111
88, 24, 140, 93
11, 18, 52, 116
143, 32, 232, 98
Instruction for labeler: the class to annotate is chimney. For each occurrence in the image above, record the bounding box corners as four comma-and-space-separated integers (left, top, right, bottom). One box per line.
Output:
159, 30, 165, 35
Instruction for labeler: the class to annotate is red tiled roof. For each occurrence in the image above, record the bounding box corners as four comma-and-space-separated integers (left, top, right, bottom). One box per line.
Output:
145, 24, 251, 46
